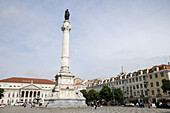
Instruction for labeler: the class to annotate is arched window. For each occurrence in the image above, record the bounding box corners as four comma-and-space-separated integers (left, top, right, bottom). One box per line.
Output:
26, 91, 29, 97
21, 91, 24, 97
30, 91, 32, 97
38, 91, 40, 97
34, 92, 36, 97
8, 93, 10, 97
13, 93, 15, 97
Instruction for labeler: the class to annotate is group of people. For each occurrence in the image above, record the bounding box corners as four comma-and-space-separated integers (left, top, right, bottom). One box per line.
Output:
23, 102, 34, 108
91, 101, 100, 109
136, 100, 152, 108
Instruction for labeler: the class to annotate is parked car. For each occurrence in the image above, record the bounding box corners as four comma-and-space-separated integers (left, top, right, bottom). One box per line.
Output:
0, 104, 6, 108
14, 102, 24, 106
124, 102, 135, 107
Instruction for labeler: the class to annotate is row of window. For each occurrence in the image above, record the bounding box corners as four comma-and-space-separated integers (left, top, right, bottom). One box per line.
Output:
150, 81, 159, 87
9, 85, 20, 87
149, 72, 164, 79
6, 85, 52, 88
151, 89, 161, 95
124, 83, 147, 91
42, 86, 51, 88
8, 93, 19, 98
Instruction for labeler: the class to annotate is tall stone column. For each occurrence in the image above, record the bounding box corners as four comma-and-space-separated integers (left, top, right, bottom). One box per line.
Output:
59, 20, 72, 74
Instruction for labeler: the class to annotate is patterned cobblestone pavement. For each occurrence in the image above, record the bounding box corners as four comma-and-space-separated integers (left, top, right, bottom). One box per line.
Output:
0, 106, 170, 113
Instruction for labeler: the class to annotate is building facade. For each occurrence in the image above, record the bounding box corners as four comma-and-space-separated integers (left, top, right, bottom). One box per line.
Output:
86, 64, 170, 102
0, 77, 55, 105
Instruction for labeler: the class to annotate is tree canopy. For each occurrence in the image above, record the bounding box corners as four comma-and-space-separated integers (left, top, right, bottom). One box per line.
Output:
113, 88, 123, 103
161, 79, 170, 93
88, 89, 100, 101
100, 86, 113, 102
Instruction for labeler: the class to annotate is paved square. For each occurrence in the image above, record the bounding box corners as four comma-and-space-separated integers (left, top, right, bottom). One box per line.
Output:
0, 106, 170, 113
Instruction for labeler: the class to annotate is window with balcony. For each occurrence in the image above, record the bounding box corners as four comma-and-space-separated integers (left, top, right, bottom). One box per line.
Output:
141, 90, 143, 95
152, 90, 155, 95
156, 81, 159, 87
132, 78, 134, 82
134, 92, 136, 96
137, 91, 140, 96
145, 91, 148, 95
161, 72, 164, 77
140, 84, 143, 88
136, 77, 138, 82
151, 82, 153, 87
136, 84, 139, 89
157, 89, 161, 94
139, 77, 142, 81
155, 74, 158, 78
149, 75, 152, 79
122, 80, 124, 84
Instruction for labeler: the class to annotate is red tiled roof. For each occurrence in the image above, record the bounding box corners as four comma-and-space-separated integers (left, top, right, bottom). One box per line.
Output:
165, 65, 170, 69
75, 82, 83, 85
0, 77, 55, 84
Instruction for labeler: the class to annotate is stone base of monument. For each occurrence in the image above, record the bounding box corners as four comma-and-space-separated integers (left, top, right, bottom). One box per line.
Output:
43, 99, 87, 108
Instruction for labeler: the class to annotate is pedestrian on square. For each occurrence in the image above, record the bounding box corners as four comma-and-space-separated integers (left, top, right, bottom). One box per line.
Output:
148, 100, 152, 108
23, 102, 26, 108
91, 101, 94, 107
136, 102, 139, 107
94, 101, 97, 110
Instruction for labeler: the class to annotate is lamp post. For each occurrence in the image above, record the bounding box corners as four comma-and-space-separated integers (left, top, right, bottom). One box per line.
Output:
144, 78, 149, 105
112, 87, 115, 106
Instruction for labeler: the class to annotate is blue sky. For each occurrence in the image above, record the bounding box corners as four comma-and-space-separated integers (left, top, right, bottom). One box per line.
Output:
0, 0, 170, 80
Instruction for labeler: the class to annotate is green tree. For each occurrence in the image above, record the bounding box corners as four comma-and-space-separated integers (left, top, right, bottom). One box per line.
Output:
80, 89, 89, 104
113, 88, 123, 104
88, 89, 100, 101
100, 86, 113, 103
161, 79, 170, 94
0, 88, 4, 99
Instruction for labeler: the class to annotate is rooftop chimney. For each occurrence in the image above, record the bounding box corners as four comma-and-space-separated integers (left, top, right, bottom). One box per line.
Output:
168, 62, 170, 65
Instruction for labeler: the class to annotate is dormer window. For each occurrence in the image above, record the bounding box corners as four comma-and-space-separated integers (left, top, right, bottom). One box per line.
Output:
149, 69, 153, 73
154, 67, 157, 71
138, 71, 141, 75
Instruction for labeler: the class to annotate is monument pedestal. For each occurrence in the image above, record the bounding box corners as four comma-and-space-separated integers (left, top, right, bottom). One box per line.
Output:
43, 73, 86, 108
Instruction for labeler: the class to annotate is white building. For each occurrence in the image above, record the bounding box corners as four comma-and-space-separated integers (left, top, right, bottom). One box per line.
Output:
0, 77, 55, 105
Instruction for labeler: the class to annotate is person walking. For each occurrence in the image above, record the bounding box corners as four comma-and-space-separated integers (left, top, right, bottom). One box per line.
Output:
94, 101, 97, 110
24, 102, 26, 108
148, 100, 152, 108
31, 102, 33, 108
